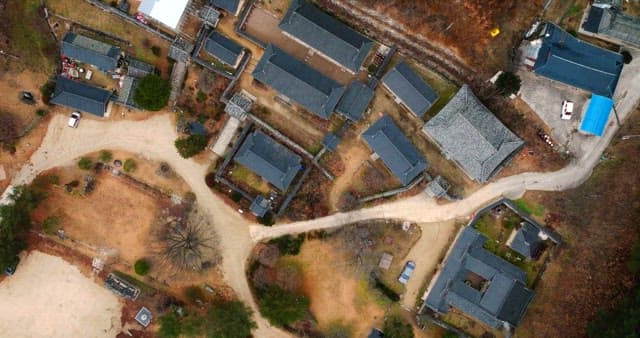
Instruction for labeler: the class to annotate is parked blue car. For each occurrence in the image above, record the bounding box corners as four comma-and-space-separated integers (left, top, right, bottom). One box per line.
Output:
398, 261, 416, 284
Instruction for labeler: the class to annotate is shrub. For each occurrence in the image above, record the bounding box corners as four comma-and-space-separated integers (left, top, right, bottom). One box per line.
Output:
495, 71, 521, 96
0, 186, 44, 271
42, 216, 60, 235
196, 90, 207, 103
35, 109, 48, 117
99, 150, 112, 163
123, 159, 136, 173
175, 134, 209, 158
151, 45, 161, 56
268, 234, 305, 256
134, 259, 150, 276
205, 172, 216, 188
257, 285, 309, 327
230, 191, 242, 202
259, 213, 275, 226
133, 74, 171, 111
383, 315, 414, 338
158, 312, 181, 338
621, 50, 633, 64
77, 157, 92, 170
202, 300, 257, 338
40, 81, 55, 104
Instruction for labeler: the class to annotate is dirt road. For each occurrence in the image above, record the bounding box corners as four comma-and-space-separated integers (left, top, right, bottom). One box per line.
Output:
2, 114, 290, 338
0, 251, 122, 338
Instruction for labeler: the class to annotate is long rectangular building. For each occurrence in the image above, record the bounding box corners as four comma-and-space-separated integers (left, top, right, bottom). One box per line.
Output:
252, 44, 345, 119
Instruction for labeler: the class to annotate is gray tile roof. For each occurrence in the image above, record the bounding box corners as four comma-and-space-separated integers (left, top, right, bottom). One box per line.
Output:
234, 130, 303, 191
211, 0, 242, 15
508, 222, 544, 259
425, 175, 450, 198
322, 132, 340, 152
61, 32, 121, 72
50, 76, 112, 116
382, 62, 439, 117
583, 7, 640, 48
423, 85, 524, 183
250, 195, 271, 217
224, 92, 252, 120
204, 32, 244, 66
252, 44, 345, 119
127, 58, 155, 78
423, 227, 534, 329
533, 23, 624, 97
279, 0, 373, 72
362, 114, 428, 186
114, 76, 139, 108
335, 81, 374, 121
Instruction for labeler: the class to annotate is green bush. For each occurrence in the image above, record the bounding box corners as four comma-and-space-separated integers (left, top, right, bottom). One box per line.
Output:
133, 74, 171, 111
40, 81, 55, 104
123, 159, 136, 173
158, 312, 181, 338
196, 90, 207, 103
268, 234, 305, 256
202, 300, 257, 338
185, 285, 206, 304
35, 109, 48, 117
587, 284, 640, 338
257, 285, 309, 327
259, 213, 275, 226
175, 134, 209, 158
151, 45, 161, 56
383, 315, 414, 338
99, 150, 112, 163
230, 191, 242, 202
77, 157, 92, 170
42, 216, 60, 235
0, 186, 44, 271
134, 259, 150, 276
621, 50, 633, 64
495, 71, 521, 96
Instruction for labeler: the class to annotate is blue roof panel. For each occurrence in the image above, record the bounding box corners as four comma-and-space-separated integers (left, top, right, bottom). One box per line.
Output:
580, 94, 614, 136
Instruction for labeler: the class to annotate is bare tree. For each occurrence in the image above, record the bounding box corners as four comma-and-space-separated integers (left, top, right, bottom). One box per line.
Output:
153, 208, 221, 275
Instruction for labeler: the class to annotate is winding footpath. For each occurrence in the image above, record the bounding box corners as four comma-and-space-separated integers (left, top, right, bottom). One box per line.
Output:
2, 51, 638, 337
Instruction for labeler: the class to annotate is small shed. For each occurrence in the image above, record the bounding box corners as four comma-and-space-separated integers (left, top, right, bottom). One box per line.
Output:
425, 176, 451, 198
580, 94, 614, 136
378, 252, 394, 270
250, 196, 271, 217
225, 92, 253, 121
134, 307, 153, 327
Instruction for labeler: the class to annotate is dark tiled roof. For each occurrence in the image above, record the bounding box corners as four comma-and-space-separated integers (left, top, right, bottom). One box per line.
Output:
115, 76, 139, 108
279, 0, 373, 72
127, 58, 155, 78
211, 0, 242, 15
252, 44, 345, 119
423, 85, 524, 183
582, 7, 640, 48
508, 222, 544, 259
335, 81, 374, 121
234, 130, 303, 191
362, 114, 428, 186
423, 227, 534, 329
61, 32, 121, 71
50, 76, 111, 116
204, 32, 244, 66
382, 62, 439, 117
250, 195, 271, 217
533, 23, 624, 97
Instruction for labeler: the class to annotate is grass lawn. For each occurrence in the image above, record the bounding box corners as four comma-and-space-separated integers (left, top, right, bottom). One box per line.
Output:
5, 0, 57, 72
514, 198, 545, 217
231, 164, 271, 195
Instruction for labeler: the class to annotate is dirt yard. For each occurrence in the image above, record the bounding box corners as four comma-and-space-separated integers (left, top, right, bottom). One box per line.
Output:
32, 166, 160, 265
297, 240, 385, 336
0, 251, 122, 338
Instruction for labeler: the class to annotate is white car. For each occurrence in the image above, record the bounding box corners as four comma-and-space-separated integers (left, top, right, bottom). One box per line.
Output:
398, 261, 416, 285
68, 112, 81, 128
561, 100, 574, 120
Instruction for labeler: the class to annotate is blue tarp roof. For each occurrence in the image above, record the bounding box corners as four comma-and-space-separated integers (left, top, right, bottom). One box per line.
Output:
580, 95, 614, 136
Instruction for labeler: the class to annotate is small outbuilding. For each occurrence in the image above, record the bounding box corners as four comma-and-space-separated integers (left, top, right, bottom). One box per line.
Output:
382, 62, 439, 118
250, 195, 271, 217
204, 32, 245, 68
579, 94, 614, 136
335, 81, 374, 121
134, 307, 153, 328
51, 76, 112, 117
